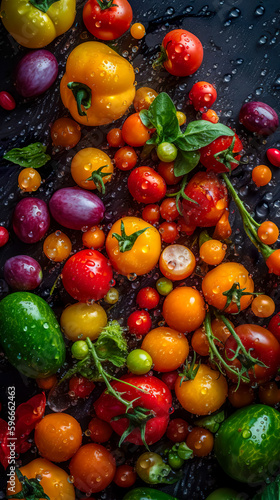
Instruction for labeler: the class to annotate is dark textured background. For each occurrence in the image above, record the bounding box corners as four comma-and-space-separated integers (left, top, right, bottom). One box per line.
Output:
0, 0, 280, 498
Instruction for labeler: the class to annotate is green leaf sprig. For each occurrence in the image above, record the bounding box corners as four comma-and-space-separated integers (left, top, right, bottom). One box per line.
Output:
7, 469, 50, 500
3, 142, 50, 168
29, 0, 58, 13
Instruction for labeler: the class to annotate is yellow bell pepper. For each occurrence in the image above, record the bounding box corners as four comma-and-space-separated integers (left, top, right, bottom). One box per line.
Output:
0, 0, 76, 49
60, 41, 136, 127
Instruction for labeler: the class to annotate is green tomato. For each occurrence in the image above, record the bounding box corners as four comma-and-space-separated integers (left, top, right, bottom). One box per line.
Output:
71, 340, 89, 359
215, 404, 280, 484
157, 142, 178, 162
127, 349, 153, 375
168, 452, 184, 469
205, 488, 240, 500
104, 287, 119, 304
123, 488, 178, 500
156, 277, 173, 296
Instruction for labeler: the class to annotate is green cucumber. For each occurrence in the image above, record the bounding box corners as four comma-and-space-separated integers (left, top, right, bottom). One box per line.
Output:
122, 488, 178, 500
0, 292, 65, 378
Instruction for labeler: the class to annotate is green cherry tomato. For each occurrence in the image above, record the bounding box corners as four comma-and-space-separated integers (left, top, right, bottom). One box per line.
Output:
71, 340, 89, 359
157, 142, 178, 162
205, 488, 240, 500
104, 287, 119, 304
156, 277, 173, 296
168, 452, 184, 469
127, 349, 153, 375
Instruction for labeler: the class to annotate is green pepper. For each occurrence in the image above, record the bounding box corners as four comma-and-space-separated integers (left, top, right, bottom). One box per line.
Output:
123, 488, 178, 500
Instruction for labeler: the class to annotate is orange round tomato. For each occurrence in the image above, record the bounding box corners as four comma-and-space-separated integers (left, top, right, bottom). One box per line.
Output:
106, 216, 161, 276
69, 443, 116, 494
186, 427, 214, 457
133, 87, 158, 112
51, 117, 81, 148
163, 287, 205, 333
18, 167, 41, 192
43, 231, 72, 262
82, 226, 105, 249
202, 262, 254, 313
121, 112, 151, 147
141, 327, 189, 372
175, 363, 228, 415
35, 413, 82, 462
71, 148, 113, 191
7, 458, 75, 500
159, 244, 196, 281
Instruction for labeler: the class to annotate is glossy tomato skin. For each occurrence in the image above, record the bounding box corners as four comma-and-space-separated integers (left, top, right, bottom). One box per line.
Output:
182, 171, 228, 227
225, 324, 280, 384
163, 286, 206, 333
62, 249, 113, 302
268, 311, 280, 342
189, 81, 217, 112
162, 29, 203, 76
127, 310, 152, 337
141, 326, 189, 372
200, 133, 243, 173
128, 167, 166, 204
94, 375, 172, 446
83, 0, 133, 40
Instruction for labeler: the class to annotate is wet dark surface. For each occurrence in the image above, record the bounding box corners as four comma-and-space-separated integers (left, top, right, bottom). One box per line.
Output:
0, 0, 280, 498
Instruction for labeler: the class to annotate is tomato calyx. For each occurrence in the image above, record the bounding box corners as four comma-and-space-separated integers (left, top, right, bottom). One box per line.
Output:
195, 410, 225, 433
152, 45, 168, 70
67, 82, 92, 117
86, 165, 111, 194
213, 136, 240, 174
112, 219, 149, 252
7, 469, 50, 500
198, 230, 211, 247
178, 352, 201, 385
112, 405, 154, 449
166, 442, 193, 464
166, 175, 197, 215
222, 282, 261, 315
29, 0, 58, 13
96, 0, 118, 10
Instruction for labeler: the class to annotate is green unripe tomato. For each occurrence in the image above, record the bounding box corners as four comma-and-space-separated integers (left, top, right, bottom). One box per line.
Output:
168, 452, 184, 469
127, 349, 153, 375
71, 340, 89, 359
157, 142, 178, 162
156, 277, 173, 296
104, 287, 119, 304
205, 488, 240, 500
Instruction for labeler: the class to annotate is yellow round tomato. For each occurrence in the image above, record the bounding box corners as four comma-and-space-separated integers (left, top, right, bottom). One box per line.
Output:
106, 217, 161, 276
141, 327, 189, 372
175, 364, 228, 415
71, 147, 113, 190
60, 302, 107, 341
162, 286, 206, 333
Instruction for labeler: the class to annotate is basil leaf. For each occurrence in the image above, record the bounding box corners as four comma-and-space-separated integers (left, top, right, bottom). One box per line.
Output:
140, 143, 156, 159
95, 320, 127, 367
3, 142, 51, 168
140, 92, 181, 144
29, 0, 58, 13
139, 109, 154, 129
175, 120, 235, 151
174, 150, 200, 177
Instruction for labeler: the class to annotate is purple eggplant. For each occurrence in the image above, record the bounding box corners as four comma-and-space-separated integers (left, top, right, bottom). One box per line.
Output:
15, 50, 58, 98
239, 101, 279, 136
4, 255, 43, 290
13, 198, 50, 243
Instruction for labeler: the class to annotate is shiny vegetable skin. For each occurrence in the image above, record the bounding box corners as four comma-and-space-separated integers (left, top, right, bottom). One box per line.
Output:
13, 197, 50, 244
0, 292, 65, 378
239, 101, 279, 136
15, 50, 58, 98
215, 404, 280, 484
0, 0, 76, 49
123, 488, 178, 500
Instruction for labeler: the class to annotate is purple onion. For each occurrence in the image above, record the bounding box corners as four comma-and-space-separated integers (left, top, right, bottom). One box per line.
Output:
49, 187, 105, 230
239, 101, 279, 136
4, 255, 43, 290
13, 198, 50, 243
15, 50, 58, 98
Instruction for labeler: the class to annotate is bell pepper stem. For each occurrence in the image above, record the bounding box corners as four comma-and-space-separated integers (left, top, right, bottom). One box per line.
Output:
67, 82, 92, 117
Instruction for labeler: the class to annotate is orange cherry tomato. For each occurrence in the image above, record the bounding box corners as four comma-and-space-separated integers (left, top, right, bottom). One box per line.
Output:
106, 216, 161, 276
71, 147, 113, 191
213, 209, 232, 240
141, 326, 189, 372
43, 230, 72, 262
122, 112, 151, 147
191, 326, 209, 356
158, 161, 183, 185
130, 23, 146, 40
69, 443, 116, 494
228, 384, 255, 408
160, 198, 180, 221
175, 363, 228, 415
35, 413, 82, 462
36, 374, 57, 391
159, 244, 196, 281
18, 167, 41, 192
201, 109, 219, 123
202, 262, 254, 313
82, 226, 105, 249
257, 220, 279, 244
133, 87, 158, 112
211, 317, 233, 345
199, 239, 227, 265
163, 286, 206, 333
51, 117, 81, 148
7, 458, 75, 499
186, 427, 214, 457
251, 294, 275, 318
266, 249, 280, 275
107, 128, 125, 147
252, 164, 272, 187
88, 417, 113, 443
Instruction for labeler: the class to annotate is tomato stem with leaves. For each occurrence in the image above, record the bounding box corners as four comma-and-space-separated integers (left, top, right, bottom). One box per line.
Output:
7, 469, 50, 500
29, 0, 58, 13
112, 219, 148, 252
86, 165, 111, 194
222, 282, 261, 315
67, 82, 92, 117
178, 352, 201, 385
96, 0, 118, 9
166, 175, 197, 215
214, 136, 239, 174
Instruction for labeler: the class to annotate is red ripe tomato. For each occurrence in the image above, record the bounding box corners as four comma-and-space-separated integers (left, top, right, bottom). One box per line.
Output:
224, 324, 280, 385
128, 167, 166, 204
267, 148, 280, 167
160, 29, 203, 77
136, 287, 160, 309
159, 222, 178, 243
200, 133, 243, 173
166, 418, 189, 442
62, 249, 113, 302
158, 161, 183, 185
83, 0, 133, 40
160, 198, 180, 221
88, 417, 113, 443
161, 371, 178, 391
0, 226, 9, 247
142, 204, 160, 224
127, 310, 152, 337
114, 464, 137, 488
94, 374, 172, 446
182, 171, 228, 227
268, 312, 280, 343
69, 376, 95, 398
189, 82, 217, 112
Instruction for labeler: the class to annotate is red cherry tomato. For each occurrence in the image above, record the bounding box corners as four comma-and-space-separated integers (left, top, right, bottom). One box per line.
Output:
114, 465, 137, 488
200, 133, 243, 174
127, 310, 152, 337
189, 81, 217, 112
69, 376, 95, 398
142, 204, 160, 224
88, 417, 113, 443
83, 0, 133, 40
0, 227, 9, 247
166, 418, 189, 442
62, 249, 113, 302
268, 312, 280, 343
160, 198, 180, 221
159, 222, 178, 243
107, 128, 125, 148
161, 371, 178, 391
136, 287, 160, 309
0, 91, 16, 110
267, 148, 280, 167
201, 109, 219, 123
114, 146, 137, 171
128, 166, 166, 204
160, 29, 203, 77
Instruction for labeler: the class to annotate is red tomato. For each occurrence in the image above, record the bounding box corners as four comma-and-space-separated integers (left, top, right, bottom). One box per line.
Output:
127, 310, 152, 337
189, 81, 217, 112
114, 146, 137, 171
0, 227, 9, 247
128, 166, 166, 203
160, 198, 180, 221
114, 465, 137, 488
267, 148, 280, 167
69, 376, 95, 398
158, 161, 183, 185
161, 371, 178, 391
83, 0, 133, 40
142, 204, 160, 224
136, 287, 160, 309
200, 133, 243, 173
160, 29, 203, 76
268, 312, 280, 343
94, 375, 172, 446
182, 171, 228, 227
166, 418, 189, 442
201, 109, 219, 123
88, 417, 113, 443
224, 324, 280, 384
159, 222, 178, 243
62, 249, 113, 302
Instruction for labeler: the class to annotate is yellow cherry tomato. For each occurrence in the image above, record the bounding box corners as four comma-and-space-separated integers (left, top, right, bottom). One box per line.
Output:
141, 327, 189, 372
60, 302, 107, 341
106, 217, 161, 276
18, 167, 41, 192
133, 87, 158, 112
130, 22, 146, 39
71, 147, 113, 191
43, 231, 72, 262
176, 111, 186, 126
